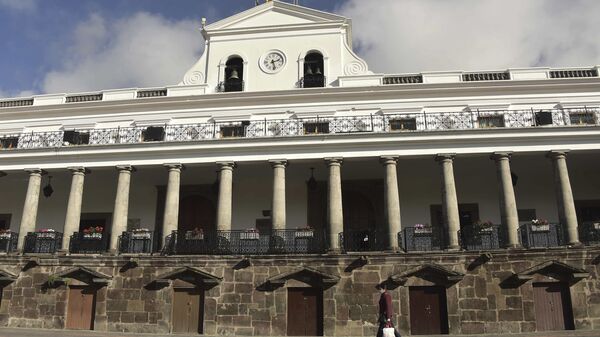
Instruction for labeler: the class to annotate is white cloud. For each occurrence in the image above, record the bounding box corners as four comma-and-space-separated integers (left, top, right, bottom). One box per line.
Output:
42, 12, 203, 94
338, 0, 600, 73
0, 0, 36, 11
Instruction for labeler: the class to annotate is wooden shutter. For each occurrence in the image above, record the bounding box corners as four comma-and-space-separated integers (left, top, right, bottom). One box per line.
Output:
66, 286, 96, 330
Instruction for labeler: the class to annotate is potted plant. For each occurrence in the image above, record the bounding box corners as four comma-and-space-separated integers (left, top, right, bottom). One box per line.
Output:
474, 220, 494, 232
240, 228, 260, 240
82, 226, 103, 239
131, 228, 151, 239
295, 226, 314, 238
414, 223, 432, 234
185, 227, 204, 240
0, 229, 12, 239
36, 228, 57, 238
530, 219, 550, 231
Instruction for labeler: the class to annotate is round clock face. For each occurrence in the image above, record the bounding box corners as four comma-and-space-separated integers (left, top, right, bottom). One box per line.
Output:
261, 51, 286, 73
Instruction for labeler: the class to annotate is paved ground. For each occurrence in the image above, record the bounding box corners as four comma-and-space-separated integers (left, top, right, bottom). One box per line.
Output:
0, 327, 599, 337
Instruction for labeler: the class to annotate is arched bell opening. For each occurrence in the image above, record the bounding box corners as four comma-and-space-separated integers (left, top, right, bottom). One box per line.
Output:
224, 56, 244, 92
303, 52, 325, 88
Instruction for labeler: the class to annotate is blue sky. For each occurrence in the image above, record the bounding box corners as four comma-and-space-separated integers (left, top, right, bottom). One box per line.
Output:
1, 0, 599, 97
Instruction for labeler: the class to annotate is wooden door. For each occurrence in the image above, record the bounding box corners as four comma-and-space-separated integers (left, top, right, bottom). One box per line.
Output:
533, 282, 574, 331
172, 288, 204, 334
179, 195, 216, 233
287, 288, 323, 336
431, 204, 479, 229
409, 286, 449, 335
66, 286, 96, 330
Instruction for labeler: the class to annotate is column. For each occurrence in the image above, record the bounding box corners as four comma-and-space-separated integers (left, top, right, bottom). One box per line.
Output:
548, 150, 580, 245
109, 165, 134, 252
18, 169, 43, 251
381, 157, 401, 251
62, 167, 87, 251
325, 158, 343, 252
216, 162, 235, 232
162, 164, 182, 246
491, 153, 520, 248
435, 154, 460, 250
270, 160, 287, 231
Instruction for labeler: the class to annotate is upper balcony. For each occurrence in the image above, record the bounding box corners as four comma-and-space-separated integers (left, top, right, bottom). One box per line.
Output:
0, 107, 598, 151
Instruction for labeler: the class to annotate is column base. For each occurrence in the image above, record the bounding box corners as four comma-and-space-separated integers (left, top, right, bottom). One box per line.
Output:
567, 241, 583, 248
503, 244, 522, 249
445, 245, 461, 252
326, 248, 343, 255
385, 247, 404, 254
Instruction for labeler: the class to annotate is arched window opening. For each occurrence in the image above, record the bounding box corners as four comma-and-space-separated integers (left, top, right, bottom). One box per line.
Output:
223, 57, 244, 92
303, 52, 325, 88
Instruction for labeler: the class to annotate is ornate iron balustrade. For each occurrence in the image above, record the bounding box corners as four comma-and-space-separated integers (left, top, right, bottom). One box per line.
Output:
402, 226, 445, 252
118, 231, 155, 254
579, 222, 600, 245
0, 231, 18, 253
163, 229, 325, 255
1, 108, 598, 151
69, 232, 109, 254
459, 225, 502, 251
338, 230, 388, 252
519, 223, 564, 248
23, 231, 63, 254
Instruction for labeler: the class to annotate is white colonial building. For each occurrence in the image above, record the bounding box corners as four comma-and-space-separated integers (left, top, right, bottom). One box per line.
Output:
0, 1, 599, 336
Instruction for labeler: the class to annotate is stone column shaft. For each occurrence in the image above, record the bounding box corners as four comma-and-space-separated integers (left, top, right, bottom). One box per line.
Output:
110, 166, 134, 252
162, 164, 182, 246
216, 162, 235, 232
491, 153, 520, 248
436, 154, 460, 250
18, 169, 43, 251
381, 157, 401, 251
326, 158, 343, 252
270, 160, 287, 231
62, 167, 87, 251
548, 151, 580, 245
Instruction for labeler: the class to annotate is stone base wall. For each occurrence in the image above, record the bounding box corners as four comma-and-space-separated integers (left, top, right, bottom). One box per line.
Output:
0, 247, 598, 336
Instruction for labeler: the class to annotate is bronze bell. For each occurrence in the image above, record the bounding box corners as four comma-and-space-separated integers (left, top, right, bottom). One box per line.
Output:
315, 67, 322, 75
305, 66, 313, 75
229, 69, 239, 80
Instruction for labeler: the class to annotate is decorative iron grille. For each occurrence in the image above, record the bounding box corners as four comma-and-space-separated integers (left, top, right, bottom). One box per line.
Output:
459, 225, 502, 250
402, 226, 444, 252
118, 231, 155, 254
23, 231, 63, 254
338, 230, 388, 252
69, 232, 109, 254
579, 222, 600, 245
0, 231, 18, 253
519, 223, 564, 248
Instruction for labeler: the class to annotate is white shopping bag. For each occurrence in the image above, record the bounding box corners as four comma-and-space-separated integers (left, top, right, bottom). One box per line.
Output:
383, 327, 395, 337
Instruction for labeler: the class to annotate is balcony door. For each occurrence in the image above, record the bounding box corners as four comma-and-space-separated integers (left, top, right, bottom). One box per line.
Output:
178, 195, 216, 233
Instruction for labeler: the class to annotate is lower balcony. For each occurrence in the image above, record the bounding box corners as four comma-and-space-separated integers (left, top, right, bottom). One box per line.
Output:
519, 223, 564, 248
0, 231, 18, 253
118, 230, 155, 254
402, 226, 445, 252
579, 222, 600, 245
459, 224, 503, 251
23, 231, 63, 254
163, 229, 325, 255
69, 232, 109, 254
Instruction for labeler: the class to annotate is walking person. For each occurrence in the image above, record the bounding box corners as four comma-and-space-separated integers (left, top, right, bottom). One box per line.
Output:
376, 283, 401, 337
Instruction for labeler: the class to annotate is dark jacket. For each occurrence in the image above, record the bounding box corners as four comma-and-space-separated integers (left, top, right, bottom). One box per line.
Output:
378, 291, 393, 320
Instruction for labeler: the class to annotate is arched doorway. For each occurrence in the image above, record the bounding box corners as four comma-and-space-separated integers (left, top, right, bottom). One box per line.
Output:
178, 195, 216, 233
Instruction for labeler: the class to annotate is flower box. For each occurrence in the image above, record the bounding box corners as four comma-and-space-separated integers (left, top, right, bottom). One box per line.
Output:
132, 232, 152, 239
295, 231, 314, 238
531, 224, 550, 232
414, 227, 432, 234
0, 232, 12, 239
185, 231, 204, 240
83, 233, 103, 239
36, 230, 57, 239
240, 232, 260, 240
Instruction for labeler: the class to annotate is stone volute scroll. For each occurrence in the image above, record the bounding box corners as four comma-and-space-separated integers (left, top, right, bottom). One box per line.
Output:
259, 266, 340, 291
387, 263, 465, 287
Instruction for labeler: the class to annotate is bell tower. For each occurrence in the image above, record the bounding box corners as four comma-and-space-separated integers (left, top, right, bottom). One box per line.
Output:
181, 0, 370, 93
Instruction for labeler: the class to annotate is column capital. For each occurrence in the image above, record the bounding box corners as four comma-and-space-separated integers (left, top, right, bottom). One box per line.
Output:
380, 156, 399, 165
324, 157, 343, 166
547, 150, 570, 159
163, 163, 184, 171
269, 159, 288, 168
217, 161, 236, 170
435, 153, 456, 162
24, 168, 44, 175
67, 167, 88, 175
116, 165, 136, 172
490, 152, 512, 161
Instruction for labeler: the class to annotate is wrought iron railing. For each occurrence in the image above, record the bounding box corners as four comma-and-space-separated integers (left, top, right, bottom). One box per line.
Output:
402, 226, 445, 252
0, 108, 598, 151
459, 225, 502, 251
69, 232, 109, 254
519, 223, 564, 248
338, 230, 387, 252
23, 231, 63, 254
579, 222, 600, 245
118, 231, 155, 254
0, 231, 18, 253
163, 229, 325, 255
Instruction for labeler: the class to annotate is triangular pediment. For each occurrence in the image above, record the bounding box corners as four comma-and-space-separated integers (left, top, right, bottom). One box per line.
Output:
515, 260, 589, 282
266, 266, 339, 287
151, 267, 222, 287
50, 266, 111, 285
389, 263, 464, 286
206, 1, 346, 31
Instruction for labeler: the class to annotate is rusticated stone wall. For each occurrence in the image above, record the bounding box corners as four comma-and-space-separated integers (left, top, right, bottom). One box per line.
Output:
0, 247, 598, 336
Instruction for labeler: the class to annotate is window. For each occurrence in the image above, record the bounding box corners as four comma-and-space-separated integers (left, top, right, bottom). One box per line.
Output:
0, 137, 19, 149
303, 52, 325, 88
142, 127, 165, 142
63, 131, 90, 145
223, 57, 244, 92
535, 110, 553, 126
220, 122, 249, 138
569, 111, 595, 125
478, 115, 505, 128
518, 209, 537, 224
389, 118, 417, 131
303, 121, 329, 134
